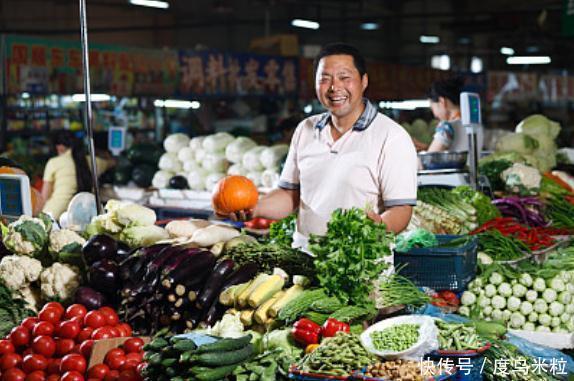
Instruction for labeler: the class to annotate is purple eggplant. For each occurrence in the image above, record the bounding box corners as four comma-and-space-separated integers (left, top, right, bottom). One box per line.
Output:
120, 243, 170, 284
196, 259, 235, 310
74, 286, 107, 310
83, 234, 118, 265
220, 263, 258, 291
203, 299, 228, 327
89, 259, 119, 293
161, 250, 216, 290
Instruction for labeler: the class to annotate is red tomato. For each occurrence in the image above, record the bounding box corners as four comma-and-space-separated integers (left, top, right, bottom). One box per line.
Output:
0, 340, 15, 355
60, 354, 86, 374
88, 364, 110, 380
46, 358, 61, 375
55, 338, 75, 356
2, 367, 26, 381
121, 339, 143, 355
91, 328, 113, 341
46, 375, 59, 381
70, 316, 84, 327
58, 321, 81, 340
76, 327, 94, 343
106, 327, 119, 339
21, 349, 33, 357
118, 369, 140, 381
79, 340, 94, 359
97, 309, 119, 327
0, 353, 22, 370
42, 303, 64, 316
24, 371, 45, 381
104, 349, 124, 367
38, 309, 61, 325
21, 318, 39, 332
105, 355, 125, 371
32, 322, 54, 338
113, 326, 127, 338
61, 371, 84, 381
22, 354, 48, 373
116, 325, 131, 338
9, 327, 30, 347
103, 370, 119, 381
83, 312, 106, 330
65, 305, 88, 321
119, 360, 139, 372
31, 336, 56, 358
124, 353, 142, 364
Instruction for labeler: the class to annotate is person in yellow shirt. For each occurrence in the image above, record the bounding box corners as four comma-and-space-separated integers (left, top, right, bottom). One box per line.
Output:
41, 130, 95, 219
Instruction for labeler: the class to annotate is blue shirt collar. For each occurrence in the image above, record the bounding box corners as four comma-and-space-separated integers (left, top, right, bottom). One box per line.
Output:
314, 98, 378, 131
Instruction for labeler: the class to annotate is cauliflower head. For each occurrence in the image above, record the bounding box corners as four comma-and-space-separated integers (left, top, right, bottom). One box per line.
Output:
0, 255, 43, 291
40, 263, 81, 301
2, 216, 48, 257
48, 229, 86, 255
502, 163, 542, 195
18, 285, 41, 312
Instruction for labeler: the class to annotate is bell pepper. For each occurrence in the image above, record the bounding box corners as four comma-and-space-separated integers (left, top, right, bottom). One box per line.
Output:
292, 318, 321, 346
438, 290, 460, 306
321, 318, 350, 338
305, 344, 320, 354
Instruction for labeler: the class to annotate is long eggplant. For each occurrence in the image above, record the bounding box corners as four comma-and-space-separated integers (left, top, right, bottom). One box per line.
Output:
203, 299, 228, 327
119, 243, 169, 284
160, 247, 203, 278
220, 263, 259, 291
161, 250, 216, 290
196, 259, 235, 310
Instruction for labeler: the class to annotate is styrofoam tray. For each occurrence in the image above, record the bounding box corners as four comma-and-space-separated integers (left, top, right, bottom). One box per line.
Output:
509, 329, 574, 349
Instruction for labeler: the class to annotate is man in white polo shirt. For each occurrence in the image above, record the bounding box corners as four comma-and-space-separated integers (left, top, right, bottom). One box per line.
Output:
236, 43, 418, 248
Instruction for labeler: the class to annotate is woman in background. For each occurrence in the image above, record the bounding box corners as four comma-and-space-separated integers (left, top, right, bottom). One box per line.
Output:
40, 130, 93, 219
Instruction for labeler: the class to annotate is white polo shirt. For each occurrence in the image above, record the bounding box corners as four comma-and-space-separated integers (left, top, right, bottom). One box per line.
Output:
279, 100, 418, 247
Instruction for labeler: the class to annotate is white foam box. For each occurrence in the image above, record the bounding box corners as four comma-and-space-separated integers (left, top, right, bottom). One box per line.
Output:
509, 329, 574, 349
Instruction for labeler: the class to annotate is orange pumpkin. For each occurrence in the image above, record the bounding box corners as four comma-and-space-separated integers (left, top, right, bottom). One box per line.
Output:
212, 175, 259, 214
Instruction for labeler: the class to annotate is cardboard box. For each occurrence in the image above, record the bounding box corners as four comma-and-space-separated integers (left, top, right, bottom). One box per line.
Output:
88, 337, 150, 369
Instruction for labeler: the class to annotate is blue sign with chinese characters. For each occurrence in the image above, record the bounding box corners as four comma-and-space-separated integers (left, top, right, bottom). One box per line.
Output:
178, 50, 298, 98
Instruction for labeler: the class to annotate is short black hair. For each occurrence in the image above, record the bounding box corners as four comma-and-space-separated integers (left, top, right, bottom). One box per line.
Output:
313, 43, 367, 78
428, 77, 465, 105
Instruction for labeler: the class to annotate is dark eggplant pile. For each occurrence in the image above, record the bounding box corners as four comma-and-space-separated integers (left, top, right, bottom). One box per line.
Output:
117, 244, 258, 335
75, 234, 136, 309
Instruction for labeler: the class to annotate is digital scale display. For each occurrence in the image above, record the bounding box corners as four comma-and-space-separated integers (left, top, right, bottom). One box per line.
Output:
108, 127, 126, 155
460, 92, 481, 126
0, 177, 24, 216
468, 95, 480, 124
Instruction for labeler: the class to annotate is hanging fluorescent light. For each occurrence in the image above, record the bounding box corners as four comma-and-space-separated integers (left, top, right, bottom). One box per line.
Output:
154, 99, 201, 109
500, 47, 515, 56
378, 100, 430, 110
420, 35, 440, 44
291, 19, 320, 30
21, 92, 30, 99
470, 57, 483, 73
72, 94, 111, 102
360, 22, 379, 31
431, 55, 450, 71
507, 56, 551, 65
129, 0, 169, 9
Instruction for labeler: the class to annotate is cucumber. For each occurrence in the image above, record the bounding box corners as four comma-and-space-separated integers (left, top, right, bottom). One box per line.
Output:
148, 353, 163, 366
173, 339, 197, 352
161, 358, 177, 367
147, 337, 169, 351
179, 350, 194, 363
193, 344, 254, 366
191, 364, 240, 380
165, 367, 177, 377
195, 334, 252, 354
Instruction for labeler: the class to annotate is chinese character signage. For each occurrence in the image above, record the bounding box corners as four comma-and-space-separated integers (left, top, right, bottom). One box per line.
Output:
178, 50, 298, 97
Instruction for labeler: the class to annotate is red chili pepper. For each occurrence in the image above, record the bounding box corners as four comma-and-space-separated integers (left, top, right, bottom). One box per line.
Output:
321, 318, 350, 338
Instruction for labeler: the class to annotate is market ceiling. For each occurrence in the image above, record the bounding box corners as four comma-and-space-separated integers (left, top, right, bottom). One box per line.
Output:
0, 0, 569, 70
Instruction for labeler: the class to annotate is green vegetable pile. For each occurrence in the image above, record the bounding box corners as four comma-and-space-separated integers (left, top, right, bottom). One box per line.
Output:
142, 334, 254, 381
370, 324, 419, 352
267, 214, 296, 247
0, 281, 34, 337
478, 230, 530, 261
233, 348, 292, 381
452, 185, 500, 225
546, 196, 574, 229
395, 228, 437, 252
416, 188, 478, 233
309, 208, 394, 308
297, 332, 376, 376
436, 320, 484, 351
479, 159, 513, 192
376, 272, 430, 309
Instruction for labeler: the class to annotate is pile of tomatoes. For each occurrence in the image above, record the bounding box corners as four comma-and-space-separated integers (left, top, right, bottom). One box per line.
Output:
0, 302, 137, 381
87, 338, 145, 381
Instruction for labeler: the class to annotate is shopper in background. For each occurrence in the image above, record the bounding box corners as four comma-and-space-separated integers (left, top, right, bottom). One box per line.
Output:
40, 130, 94, 219
223, 43, 418, 248
413, 77, 484, 153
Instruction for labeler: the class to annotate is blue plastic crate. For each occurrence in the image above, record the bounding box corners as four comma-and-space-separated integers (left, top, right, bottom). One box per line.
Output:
394, 235, 478, 292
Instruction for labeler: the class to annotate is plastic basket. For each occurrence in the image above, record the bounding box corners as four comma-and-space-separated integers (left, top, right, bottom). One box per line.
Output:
394, 235, 478, 292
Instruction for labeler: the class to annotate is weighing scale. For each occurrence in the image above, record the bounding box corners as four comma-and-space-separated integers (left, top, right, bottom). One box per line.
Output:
0, 174, 32, 223
417, 92, 487, 191
108, 127, 127, 156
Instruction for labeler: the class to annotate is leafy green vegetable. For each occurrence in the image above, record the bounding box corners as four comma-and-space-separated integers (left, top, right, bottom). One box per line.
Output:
0, 281, 34, 337
452, 186, 500, 225
268, 214, 296, 247
395, 228, 437, 252
309, 208, 394, 308
479, 159, 513, 192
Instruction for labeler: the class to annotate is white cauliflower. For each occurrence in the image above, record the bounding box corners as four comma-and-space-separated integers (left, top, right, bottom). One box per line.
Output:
40, 263, 81, 302
2, 216, 48, 256
0, 255, 43, 291
501, 163, 542, 196
18, 285, 41, 312
48, 229, 86, 254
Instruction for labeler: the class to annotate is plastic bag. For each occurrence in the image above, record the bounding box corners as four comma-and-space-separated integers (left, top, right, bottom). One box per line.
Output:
360, 315, 438, 360
395, 228, 438, 252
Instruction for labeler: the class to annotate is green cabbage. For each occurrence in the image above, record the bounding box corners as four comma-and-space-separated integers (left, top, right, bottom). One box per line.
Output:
516, 114, 561, 139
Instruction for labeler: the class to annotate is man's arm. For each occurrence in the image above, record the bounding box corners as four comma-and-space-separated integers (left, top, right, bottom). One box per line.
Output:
254, 188, 300, 220
367, 205, 413, 234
